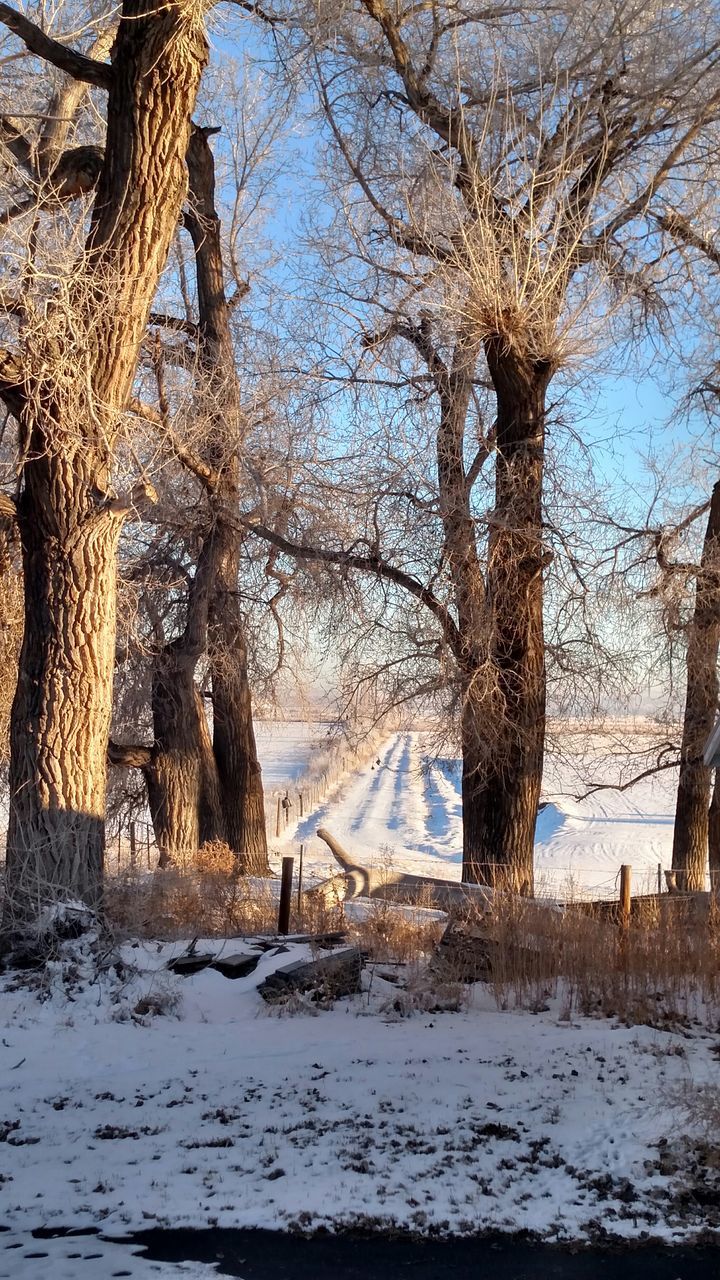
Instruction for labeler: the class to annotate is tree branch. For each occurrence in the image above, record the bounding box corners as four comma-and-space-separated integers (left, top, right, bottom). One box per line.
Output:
127, 396, 221, 494
574, 757, 679, 801
655, 208, 720, 272
108, 740, 153, 769
363, 318, 450, 398
361, 0, 506, 224
315, 63, 453, 263
0, 114, 33, 170
149, 312, 200, 339
0, 4, 112, 89
37, 25, 115, 175
240, 515, 464, 658
598, 103, 720, 243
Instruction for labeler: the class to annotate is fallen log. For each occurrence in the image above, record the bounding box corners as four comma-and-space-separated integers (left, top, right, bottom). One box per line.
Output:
313, 827, 493, 911
257, 946, 363, 1003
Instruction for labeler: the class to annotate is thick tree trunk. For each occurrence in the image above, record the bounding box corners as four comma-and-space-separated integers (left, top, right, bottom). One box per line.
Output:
209, 531, 269, 874
461, 348, 550, 895
672, 480, 720, 891
5, 480, 122, 924
144, 651, 225, 868
2, 2, 207, 928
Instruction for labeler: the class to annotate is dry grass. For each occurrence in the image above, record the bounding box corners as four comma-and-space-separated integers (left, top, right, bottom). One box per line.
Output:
105, 841, 345, 942
473, 890, 720, 1026
348, 898, 446, 966
105, 850, 720, 1029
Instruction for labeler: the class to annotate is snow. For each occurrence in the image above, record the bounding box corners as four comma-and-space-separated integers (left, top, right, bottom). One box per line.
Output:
254, 719, 334, 788
1, 934, 718, 1265
0, 1231, 219, 1279
3, 721, 718, 1275
278, 727, 680, 898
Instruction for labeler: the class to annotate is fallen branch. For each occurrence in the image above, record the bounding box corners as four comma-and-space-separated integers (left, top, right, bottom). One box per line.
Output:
313, 827, 493, 910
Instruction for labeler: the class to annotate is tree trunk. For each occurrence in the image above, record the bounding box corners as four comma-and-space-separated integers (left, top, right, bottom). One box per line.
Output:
209, 526, 269, 874
2, 1, 207, 929
462, 348, 550, 895
186, 127, 268, 875
144, 651, 225, 868
136, 129, 268, 874
5, 480, 122, 924
672, 480, 720, 891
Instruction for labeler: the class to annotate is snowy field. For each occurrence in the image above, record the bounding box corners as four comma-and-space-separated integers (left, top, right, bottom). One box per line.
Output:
274, 725, 679, 899
254, 719, 338, 789
3, 720, 718, 1277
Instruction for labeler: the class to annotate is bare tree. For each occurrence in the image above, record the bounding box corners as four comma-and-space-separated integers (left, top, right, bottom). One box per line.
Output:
635, 212, 720, 890
252, 0, 720, 891
0, 1, 208, 931
112, 125, 270, 873
671, 483, 720, 889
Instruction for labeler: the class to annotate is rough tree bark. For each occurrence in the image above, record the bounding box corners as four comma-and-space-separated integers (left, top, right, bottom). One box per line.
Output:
144, 650, 226, 868
460, 350, 550, 896
388, 318, 549, 893
672, 479, 720, 891
186, 128, 269, 875
209, 528, 269, 874
0, 1, 207, 928
127, 127, 268, 873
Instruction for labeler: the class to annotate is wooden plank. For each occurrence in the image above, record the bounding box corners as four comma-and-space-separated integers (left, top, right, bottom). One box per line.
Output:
258, 946, 363, 1002
210, 953, 261, 979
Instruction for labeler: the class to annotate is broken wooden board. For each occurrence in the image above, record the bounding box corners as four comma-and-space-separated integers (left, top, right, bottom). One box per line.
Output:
210, 953, 261, 979
257, 946, 363, 1003
167, 952, 216, 976
249, 931, 347, 952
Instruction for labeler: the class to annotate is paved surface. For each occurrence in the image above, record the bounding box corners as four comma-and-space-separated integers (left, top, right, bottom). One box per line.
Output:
127, 1227, 720, 1279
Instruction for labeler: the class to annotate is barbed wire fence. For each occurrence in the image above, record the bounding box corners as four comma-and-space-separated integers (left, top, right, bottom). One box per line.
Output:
103, 721, 392, 875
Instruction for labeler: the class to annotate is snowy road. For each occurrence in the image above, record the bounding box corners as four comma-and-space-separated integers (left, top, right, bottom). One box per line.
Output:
279, 729, 678, 897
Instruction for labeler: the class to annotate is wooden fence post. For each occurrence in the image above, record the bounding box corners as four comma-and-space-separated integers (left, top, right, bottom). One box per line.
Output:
275, 794, 282, 839
299, 791, 304, 818
297, 843, 304, 913
278, 856, 294, 935
620, 864, 632, 923
657, 863, 662, 895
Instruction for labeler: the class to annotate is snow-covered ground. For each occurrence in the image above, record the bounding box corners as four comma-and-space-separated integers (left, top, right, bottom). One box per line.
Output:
1, 935, 718, 1270
255, 720, 337, 789
276, 727, 678, 898
3, 721, 717, 1276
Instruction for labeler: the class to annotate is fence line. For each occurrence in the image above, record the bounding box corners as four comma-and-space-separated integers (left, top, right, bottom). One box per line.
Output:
264, 724, 389, 846
105, 723, 391, 874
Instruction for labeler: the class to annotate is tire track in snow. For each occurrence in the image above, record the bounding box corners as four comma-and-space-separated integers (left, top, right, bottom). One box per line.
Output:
296, 733, 465, 877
